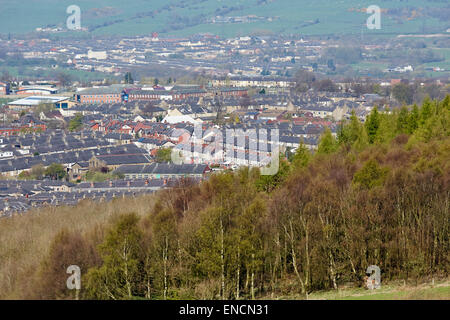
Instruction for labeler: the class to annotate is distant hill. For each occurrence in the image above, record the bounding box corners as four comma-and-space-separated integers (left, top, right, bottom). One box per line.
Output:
1, 0, 449, 37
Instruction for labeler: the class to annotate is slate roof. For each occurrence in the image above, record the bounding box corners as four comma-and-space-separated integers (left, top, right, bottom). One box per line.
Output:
116, 163, 209, 175
94, 154, 151, 166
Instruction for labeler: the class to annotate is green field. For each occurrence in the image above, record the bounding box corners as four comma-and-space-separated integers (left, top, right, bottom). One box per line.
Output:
283, 281, 450, 300
0, 66, 116, 82
1, 0, 448, 37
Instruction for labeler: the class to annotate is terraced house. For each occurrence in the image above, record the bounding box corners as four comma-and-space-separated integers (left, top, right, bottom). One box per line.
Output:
115, 163, 210, 180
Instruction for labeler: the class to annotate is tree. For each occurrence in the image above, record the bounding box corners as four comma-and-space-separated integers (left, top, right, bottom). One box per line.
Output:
327, 59, 336, 71
156, 148, 172, 163
414, 95, 450, 142
45, 163, 66, 180
31, 164, 45, 179
337, 111, 368, 150
68, 113, 83, 132
407, 104, 419, 134
56, 72, 72, 87
124, 72, 134, 84
396, 106, 410, 134
365, 107, 380, 144
85, 213, 144, 299
36, 229, 97, 300
314, 79, 337, 92
147, 205, 178, 300
35, 103, 53, 118
325, 47, 362, 64
239, 95, 252, 109
1, 70, 11, 82
291, 141, 311, 169
255, 155, 290, 193
353, 159, 388, 190
293, 69, 316, 93
317, 128, 338, 155
419, 96, 433, 126
232, 197, 266, 299
18, 171, 32, 180
392, 83, 414, 105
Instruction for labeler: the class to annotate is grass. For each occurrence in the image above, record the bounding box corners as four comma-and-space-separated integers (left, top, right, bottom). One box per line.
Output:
0, 195, 155, 299
307, 281, 450, 300
1, 0, 448, 37
421, 48, 450, 70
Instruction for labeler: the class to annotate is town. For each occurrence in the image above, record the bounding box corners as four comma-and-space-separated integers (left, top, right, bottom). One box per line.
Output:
0, 11, 449, 215
0, 0, 449, 304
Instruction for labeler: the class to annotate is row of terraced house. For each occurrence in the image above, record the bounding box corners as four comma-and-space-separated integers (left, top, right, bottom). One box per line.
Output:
75, 84, 248, 105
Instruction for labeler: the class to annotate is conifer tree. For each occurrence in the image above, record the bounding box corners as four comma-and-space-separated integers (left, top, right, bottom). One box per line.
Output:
396, 106, 410, 134
365, 106, 380, 144
317, 128, 338, 154
407, 104, 420, 134
291, 140, 311, 169
338, 110, 368, 150
420, 96, 433, 126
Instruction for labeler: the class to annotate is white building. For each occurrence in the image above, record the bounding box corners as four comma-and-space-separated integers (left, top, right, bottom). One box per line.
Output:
88, 50, 108, 60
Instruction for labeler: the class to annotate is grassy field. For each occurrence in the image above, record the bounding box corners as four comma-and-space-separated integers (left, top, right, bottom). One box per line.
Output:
421, 48, 450, 70
0, 196, 155, 299
350, 47, 450, 77
274, 281, 450, 300
1, 0, 448, 37
312, 282, 449, 300
0, 66, 116, 82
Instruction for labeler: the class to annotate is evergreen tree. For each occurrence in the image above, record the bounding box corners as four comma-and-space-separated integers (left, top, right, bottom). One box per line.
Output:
255, 155, 291, 193
317, 128, 338, 154
396, 106, 410, 134
338, 110, 368, 150
124, 72, 134, 84
291, 141, 311, 169
365, 106, 380, 144
375, 112, 397, 144
414, 96, 450, 142
353, 159, 388, 190
407, 104, 419, 134
420, 96, 433, 126
441, 95, 450, 111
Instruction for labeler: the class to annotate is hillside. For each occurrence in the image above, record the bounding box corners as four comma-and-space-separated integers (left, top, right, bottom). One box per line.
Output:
0, 96, 448, 300
1, 0, 449, 37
